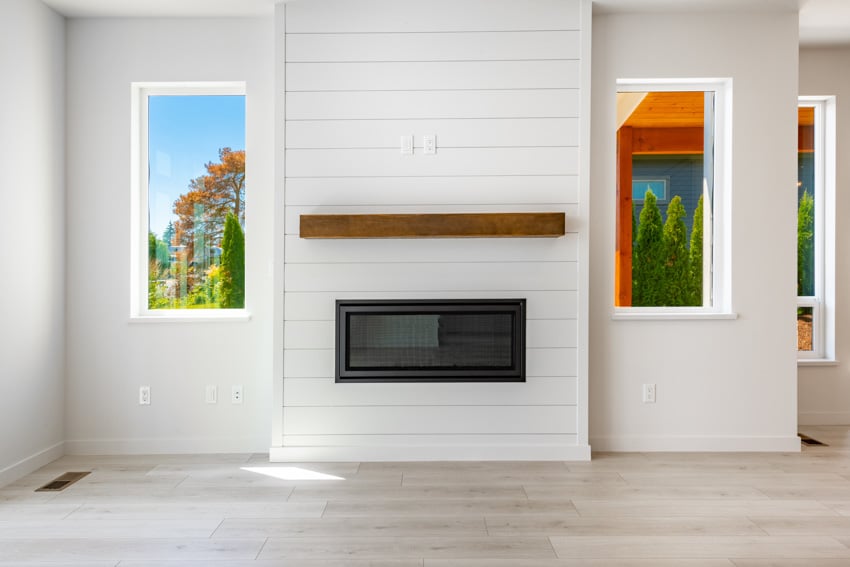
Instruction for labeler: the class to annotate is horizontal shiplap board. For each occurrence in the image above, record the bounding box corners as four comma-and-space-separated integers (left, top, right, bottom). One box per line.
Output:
284, 319, 576, 350
284, 376, 577, 407
286, 147, 579, 178
285, 205, 579, 235
285, 176, 579, 206
285, 0, 581, 33
286, 31, 581, 62
283, 347, 576, 378
286, 118, 579, 149
284, 291, 578, 321
286, 90, 580, 120
284, 234, 577, 264
282, 405, 577, 435
281, 434, 579, 447
287, 61, 580, 91
284, 262, 577, 292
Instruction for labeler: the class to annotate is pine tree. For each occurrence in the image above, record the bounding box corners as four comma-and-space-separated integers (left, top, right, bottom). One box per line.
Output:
798, 190, 815, 296
219, 213, 245, 309
688, 195, 704, 306
661, 196, 690, 306
633, 190, 665, 306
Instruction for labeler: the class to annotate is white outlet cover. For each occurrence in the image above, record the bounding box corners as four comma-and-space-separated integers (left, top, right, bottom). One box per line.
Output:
231, 385, 243, 404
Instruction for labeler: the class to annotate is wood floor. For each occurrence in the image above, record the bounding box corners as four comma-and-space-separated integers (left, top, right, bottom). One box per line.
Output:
3, 427, 850, 565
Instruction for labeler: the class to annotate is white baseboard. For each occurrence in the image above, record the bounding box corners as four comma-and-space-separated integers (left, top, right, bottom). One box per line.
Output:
64, 436, 268, 455
270, 444, 592, 462
589, 435, 801, 452
0, 441, 65, 488
799, 412, 850, 426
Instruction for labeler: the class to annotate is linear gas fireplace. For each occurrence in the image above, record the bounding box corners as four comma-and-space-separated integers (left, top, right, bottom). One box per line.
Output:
335, 299, 526, 383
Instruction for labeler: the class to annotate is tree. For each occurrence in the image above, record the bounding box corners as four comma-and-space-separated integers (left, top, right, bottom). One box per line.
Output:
219, 213, 245, 309
798, 189, 815, 296
632, 190, 665, 306
660, 196, 690, 306
688, 195, 704, 306
172, 147, 245, 262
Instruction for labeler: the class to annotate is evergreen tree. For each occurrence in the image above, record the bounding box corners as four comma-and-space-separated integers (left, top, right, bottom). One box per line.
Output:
219, 213, 245, 309
688, 195, 704, 306
633, 190, 665, 306
661, 196, 690, 306
798, 190, 815, 296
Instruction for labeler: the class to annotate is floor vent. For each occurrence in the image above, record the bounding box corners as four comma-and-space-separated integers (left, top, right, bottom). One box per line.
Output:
799, 433, 828, 446
35, 471, 90, 492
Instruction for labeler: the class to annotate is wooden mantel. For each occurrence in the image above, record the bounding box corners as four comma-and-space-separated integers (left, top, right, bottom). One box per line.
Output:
299, 212, 566, 239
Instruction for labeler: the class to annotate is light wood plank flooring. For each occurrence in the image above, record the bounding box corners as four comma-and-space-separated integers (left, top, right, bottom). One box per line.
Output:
2, 426, 850, 565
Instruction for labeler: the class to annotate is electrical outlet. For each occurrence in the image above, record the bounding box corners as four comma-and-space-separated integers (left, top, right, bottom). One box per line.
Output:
231, 385, 243, 405
139, 386, 151, 405
642, 383, 656, 403
205, 385, 217, 404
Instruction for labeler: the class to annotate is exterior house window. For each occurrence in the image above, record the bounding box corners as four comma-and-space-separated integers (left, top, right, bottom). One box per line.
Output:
797, 97, 836, 360
131, 83, 246, 318
614, 79, 732, 317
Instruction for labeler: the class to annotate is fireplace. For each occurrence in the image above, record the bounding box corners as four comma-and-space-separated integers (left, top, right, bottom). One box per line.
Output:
335, 299, 526, 383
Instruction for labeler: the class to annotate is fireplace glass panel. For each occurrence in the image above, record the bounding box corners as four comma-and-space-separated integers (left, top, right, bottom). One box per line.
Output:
336, 299, 526, 382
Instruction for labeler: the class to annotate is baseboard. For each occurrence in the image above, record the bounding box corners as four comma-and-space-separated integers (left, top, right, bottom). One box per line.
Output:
270, 444, 592, 462
589, 435, 801, 452
64, 436, 268, 455
0, 441, 65, 488
799, 412, 850, 426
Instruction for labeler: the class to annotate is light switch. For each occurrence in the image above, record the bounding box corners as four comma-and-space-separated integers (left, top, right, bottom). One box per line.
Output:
400, 135, 414, 155
423, 134, 436, 155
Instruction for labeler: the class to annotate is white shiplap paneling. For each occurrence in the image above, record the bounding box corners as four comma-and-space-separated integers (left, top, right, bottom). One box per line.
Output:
284, 377, 577, 407
285, 177, 580, 206
286, 118, 580, 149
285, 147, 579, 178
285, 0, 581, 33
284, 290, 578, 321
286, 31, 580, 62
287, 61, 580, 91
283, 347, 577, 379
279, 0, 586, 461
286, 90, 580, 120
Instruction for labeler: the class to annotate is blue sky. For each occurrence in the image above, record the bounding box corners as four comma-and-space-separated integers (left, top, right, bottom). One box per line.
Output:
148, 95, 245, 239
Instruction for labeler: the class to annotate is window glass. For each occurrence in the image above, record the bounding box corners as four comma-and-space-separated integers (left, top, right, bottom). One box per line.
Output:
146, 94, 246, 310
615, 90, 714, 308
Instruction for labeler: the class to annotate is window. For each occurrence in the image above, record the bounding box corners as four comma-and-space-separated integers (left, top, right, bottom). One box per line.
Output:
614, 79, 731, 316
797, 97, 836, 360
131, 83, 246, 318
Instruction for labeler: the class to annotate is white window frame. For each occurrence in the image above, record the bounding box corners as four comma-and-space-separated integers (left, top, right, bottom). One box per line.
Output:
798, 96, 836, 361
613, 78, 735, 320
130, 81, 249, 322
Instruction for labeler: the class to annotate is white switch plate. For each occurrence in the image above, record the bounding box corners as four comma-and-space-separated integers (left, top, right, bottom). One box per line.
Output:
139, 386, 151, 405
423, 134, 436, 155
400, 135, 413, 155
642, 383, 656, 403
205, 385, 217, 404
231, 385, 243, 404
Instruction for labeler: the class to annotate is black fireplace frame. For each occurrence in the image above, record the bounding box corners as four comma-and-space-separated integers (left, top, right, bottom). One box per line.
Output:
335, 299, 526, 383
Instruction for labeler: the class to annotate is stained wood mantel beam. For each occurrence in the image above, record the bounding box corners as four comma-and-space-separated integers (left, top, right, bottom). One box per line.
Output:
300, 212, 566, 239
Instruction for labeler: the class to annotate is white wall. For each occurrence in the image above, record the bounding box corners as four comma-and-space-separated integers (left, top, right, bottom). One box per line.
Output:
64, 18, 275, 453
0, 0, 66, 484
273, 0, 591, 461
590, 10, 800, 451
798, 47, 850, 425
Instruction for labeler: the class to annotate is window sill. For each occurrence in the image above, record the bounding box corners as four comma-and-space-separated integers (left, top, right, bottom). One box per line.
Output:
798, 358, 839, 367
129, 310, 252, 324
612, 309, 738, 321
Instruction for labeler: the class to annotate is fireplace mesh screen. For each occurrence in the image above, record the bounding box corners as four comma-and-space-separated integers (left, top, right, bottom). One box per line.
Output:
348, 313, 513, 370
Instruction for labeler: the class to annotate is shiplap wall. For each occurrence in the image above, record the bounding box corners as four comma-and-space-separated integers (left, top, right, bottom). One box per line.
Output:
273, 0, 590, 461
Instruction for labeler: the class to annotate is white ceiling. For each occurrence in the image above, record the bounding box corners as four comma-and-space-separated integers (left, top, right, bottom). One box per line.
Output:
38, 0, 850, 47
